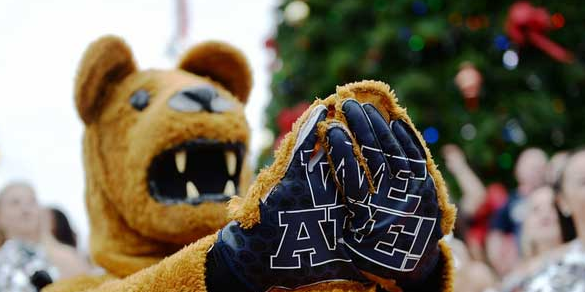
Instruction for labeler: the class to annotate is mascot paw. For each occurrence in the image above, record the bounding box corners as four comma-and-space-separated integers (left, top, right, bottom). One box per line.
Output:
324, 99, 445, 289
213, 81, 455, 292
215, 105, 369, 291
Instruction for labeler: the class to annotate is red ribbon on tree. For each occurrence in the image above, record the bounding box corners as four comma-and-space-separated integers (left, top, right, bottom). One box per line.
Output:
505, 1, 574, 63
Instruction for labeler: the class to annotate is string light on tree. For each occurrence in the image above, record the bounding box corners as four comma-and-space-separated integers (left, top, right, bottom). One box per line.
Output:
526, 73, 542, 90
408, 35, 425, 51
423, 127, 439, 144
502, 119, 526, 145
503, 50, 519, 70
284, 0, 310, 26
551, 13, 565, 28
461, 123, 477, 140
494, 34, 510, 51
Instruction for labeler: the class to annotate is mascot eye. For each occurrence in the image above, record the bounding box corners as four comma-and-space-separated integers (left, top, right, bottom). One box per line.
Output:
130, 89, 150, 111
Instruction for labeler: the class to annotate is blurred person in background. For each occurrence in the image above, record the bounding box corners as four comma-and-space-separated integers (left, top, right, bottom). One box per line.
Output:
517, 151, 573, 260
521, 187, 563, 258
501, 186, 565, 290
443, 146, 550, 278
442, 144, 487, 218
442, 145, 508, 262
546, 151, 569, 185
449, 236, 497, 292
0, 182, 90, 292
491, 148, 548, 239
506, 148, 585, 291
486, 148, 548, 277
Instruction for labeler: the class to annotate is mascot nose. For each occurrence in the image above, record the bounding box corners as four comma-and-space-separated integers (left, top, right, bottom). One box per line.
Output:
168, 85, 234, 113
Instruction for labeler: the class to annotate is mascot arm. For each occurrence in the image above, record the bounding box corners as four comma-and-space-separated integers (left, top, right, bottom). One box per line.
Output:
58, 235, 217, 292
43, 233, 379, 292
43, 238, 451, 292
44, 235, 215, 292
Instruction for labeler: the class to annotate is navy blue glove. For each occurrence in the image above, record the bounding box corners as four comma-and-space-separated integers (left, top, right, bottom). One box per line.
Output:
324, 100, 443, 286
214, 105, 369, 291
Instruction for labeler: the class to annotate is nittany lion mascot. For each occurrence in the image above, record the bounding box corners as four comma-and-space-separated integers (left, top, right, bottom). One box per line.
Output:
45, 36, 455, 292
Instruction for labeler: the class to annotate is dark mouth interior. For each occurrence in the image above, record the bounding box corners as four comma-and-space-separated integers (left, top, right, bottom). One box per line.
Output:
148, 139, 244, 205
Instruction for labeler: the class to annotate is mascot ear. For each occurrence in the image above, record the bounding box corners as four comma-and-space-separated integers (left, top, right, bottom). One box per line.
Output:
75, 35, 137, 124
178, 42, 252, 104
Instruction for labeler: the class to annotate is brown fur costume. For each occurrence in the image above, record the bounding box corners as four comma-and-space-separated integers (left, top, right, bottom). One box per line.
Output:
46, 36, 455, 292
45, 35, 253, 291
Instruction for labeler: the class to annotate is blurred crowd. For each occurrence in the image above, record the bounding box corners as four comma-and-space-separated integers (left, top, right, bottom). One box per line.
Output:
0, 182, 92, 291
1, 146, 584, 292
443, 146, 585, 292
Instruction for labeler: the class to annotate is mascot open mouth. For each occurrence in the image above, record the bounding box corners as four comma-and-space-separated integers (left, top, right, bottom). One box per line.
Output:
148, 139, 245, 205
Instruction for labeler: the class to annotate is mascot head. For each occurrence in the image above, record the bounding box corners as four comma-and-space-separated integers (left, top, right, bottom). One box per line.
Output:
75, 35, 252, 276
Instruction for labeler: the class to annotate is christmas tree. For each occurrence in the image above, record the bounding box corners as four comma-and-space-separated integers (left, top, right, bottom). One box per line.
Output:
262, 0, 585, 192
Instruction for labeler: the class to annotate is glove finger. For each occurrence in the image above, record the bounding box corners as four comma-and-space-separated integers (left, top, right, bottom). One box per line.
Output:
341, 100, 388, 190
362, 104, 410, 173
391, 120, 427, 180
360, 107, 423, 214
391, 120, 426, 161
325, 124, 369, 204
290, 105, 328, 167
276, 105, 336, 208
